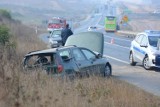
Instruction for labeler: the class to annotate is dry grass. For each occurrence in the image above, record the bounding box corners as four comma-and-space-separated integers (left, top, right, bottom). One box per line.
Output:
0, 17, 160, 107
0, 68, 160, 107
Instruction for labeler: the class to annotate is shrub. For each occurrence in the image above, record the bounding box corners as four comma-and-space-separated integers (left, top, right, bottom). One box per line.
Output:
0, 25, 11, 45
0, 9, 12, 19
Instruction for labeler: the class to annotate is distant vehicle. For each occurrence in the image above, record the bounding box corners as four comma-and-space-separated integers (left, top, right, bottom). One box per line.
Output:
88, 26, 97, 32
130, 30, 160, 70
47, 17, 66, 33
153, 10, 160, 14
23, 32, 112, 78
48, 29, 62, 48
105, 16, 117, 32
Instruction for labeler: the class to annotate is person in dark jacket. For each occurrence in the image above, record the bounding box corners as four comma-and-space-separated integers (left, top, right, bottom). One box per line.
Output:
61, 24, 73, 46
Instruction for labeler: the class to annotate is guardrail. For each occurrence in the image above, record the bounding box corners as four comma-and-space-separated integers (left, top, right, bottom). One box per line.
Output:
116, 30, 140, 38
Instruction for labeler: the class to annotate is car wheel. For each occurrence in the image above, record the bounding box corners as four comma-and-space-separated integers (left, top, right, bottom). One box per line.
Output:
143, 56, 151, 70
104, 64, 111, 77
129, 52, 136, 66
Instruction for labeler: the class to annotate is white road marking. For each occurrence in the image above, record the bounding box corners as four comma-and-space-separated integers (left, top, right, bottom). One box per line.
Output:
104, 55, 130, 64
104, 41, 130, 49
96, 15, 103, 25
104, 35, 132, 42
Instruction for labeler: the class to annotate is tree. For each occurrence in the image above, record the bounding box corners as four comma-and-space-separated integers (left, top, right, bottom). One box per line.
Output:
0, 9, 12, 19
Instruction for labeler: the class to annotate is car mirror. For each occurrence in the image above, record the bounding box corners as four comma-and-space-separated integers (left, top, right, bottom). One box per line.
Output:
96, 53, 102, 58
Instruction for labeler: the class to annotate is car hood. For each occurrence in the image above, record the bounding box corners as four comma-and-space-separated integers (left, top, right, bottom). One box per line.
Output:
65, 31, 104, 55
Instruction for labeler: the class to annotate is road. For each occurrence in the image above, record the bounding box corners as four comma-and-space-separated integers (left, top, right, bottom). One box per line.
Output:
39, 3, 160, 96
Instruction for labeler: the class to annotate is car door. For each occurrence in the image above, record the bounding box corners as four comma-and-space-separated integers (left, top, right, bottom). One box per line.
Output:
138, 35, 148, 61
58, 49, 76, 75
80, 48, 105, 75
133, 34, 144, 62
71, 48, 93, 77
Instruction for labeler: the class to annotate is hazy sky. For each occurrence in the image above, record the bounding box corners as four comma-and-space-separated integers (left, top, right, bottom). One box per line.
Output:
0, 0, 155, 5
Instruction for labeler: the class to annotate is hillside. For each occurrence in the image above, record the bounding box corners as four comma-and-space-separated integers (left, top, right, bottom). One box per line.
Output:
117, 1, 160, 31
0, 0, 96, 24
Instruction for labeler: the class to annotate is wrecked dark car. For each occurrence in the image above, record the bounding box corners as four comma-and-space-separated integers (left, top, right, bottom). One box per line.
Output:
23, 32, 112, 77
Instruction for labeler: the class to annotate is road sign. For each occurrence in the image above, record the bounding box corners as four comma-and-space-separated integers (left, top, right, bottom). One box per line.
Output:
122, 15, 129, 22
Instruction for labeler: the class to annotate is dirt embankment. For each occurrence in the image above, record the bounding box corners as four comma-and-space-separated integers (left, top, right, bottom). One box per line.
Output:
120, 2, 160, 31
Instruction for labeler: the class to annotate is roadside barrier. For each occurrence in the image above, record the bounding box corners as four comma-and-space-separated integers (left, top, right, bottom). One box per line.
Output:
116, 30, 139, 38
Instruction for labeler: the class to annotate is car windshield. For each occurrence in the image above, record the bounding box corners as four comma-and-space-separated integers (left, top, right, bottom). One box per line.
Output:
51, 30, 61, 37
106, 16, 115, 20
148, 36, 160, 47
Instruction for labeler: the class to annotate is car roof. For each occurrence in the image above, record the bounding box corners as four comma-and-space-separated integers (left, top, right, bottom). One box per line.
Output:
54, 28, 62, 30
25, 45, 77, 56
26, 48, 57, 56
139, 30, 160, 37
89, 26, 97, 28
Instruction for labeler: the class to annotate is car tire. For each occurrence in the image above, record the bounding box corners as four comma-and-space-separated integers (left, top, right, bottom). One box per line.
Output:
143, 56, 151, 70
104, 64, 112, 77
129, 52, 136, 66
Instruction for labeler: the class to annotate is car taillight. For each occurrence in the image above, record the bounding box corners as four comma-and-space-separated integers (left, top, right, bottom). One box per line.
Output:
57, 65, 63, 73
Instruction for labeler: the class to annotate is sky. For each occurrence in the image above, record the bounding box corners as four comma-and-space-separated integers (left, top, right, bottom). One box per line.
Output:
0, 0, 158, 5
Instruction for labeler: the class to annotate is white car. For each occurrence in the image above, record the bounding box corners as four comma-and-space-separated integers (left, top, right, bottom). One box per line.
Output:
153, 10, 160, 14
130, 30, 160, 70
48, 29, 62, 48
88, 26, 98, 32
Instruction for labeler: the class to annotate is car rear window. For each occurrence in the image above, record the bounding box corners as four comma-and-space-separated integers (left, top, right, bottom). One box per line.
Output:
23, 53, 56, 69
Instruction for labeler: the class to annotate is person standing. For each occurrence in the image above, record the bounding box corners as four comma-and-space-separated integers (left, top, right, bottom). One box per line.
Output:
61, 24, 73, 46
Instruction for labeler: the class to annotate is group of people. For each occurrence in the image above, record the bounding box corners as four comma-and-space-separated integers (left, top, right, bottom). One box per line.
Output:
61, 24, 73, 46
